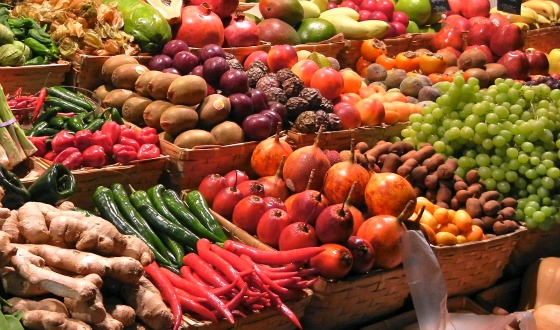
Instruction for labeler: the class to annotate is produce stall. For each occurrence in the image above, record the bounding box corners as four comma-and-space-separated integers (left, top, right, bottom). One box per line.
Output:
0, 0, 559, 329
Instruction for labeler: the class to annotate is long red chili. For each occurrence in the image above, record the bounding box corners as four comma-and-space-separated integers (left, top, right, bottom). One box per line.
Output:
240, 255, 290, 295
223, 240, 324, 265
297, 267, 318, 278
259, 263, 302, 272
273, 277, 302, 287
225, 282, 247, 311
144, 262, 182, 330
260, 270, 299, 280
197, 239, 251, 292
169, 266, 237, 297
210, 244, 251, 272
183, 253, 230, 288
175, 288, 218, 324
162, 268, 235, 324
32, 88, 47, 122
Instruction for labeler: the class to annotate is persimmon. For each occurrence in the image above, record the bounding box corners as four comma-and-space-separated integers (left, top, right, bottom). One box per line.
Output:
435, 231, 458, 246
416, 197, 436, 214
360, 39, 387, 62
433, 207, 451, 225
419, 53, 447, 75
395, 51, 420, 72
384, 111, 400, 124
453, 210, 473, 232
438, 223, 459, 236
375, 54, 397, 70
340, 69, 363, 94
418, 210, 438, 231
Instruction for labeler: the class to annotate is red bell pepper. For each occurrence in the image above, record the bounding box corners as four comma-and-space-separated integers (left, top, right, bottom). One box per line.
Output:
113, 144, 137, 164
101, 121, 121, 144
53, 147, 82, 170
136, 127, 159, 145
118, 136, 140, 151
51, 130, 76, 154
92, 131, 113, 154
137, 144, 161, 160
82, 145, 108, 168
44, 151, 58, 161
120, 127, 138, 140
28, 136, 49, 157
75, 130, 94, 152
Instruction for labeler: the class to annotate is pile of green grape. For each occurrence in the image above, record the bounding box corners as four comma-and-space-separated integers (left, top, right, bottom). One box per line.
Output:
401, 75, 560, 231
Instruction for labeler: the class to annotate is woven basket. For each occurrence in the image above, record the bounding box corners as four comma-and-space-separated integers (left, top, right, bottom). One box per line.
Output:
190, 42, 271, 65
524, 26, 560, 53
34, 156, 168, 210
431, 227, 526, 297
294, 33, 347, 58
286, 123, 407, 151
384, 35, 413, 57
504, 224, 560, 277
0, 61, 71, 95
409, 33, 436, 52
65, 54, 152, 91
160, 139, 258, 191
337, 39, 364, 70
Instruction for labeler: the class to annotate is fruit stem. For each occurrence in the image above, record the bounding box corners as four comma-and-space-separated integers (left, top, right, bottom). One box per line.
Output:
416, 205, 426, 223
339, 182, 357, 216
313, 125, 324, 149
233, 171, 238, 191
305, 169, 316, 191
349, 138, 355, 164
235, 13, 245, 22
396, 200, 416, 224
275, 155, 286, 179
274, 122, 282, 144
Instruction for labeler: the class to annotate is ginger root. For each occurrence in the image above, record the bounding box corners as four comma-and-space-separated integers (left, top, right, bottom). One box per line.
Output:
0, 230, 17, 266
121, 276, 173, 330
2, 210, 23, 243
92, 314, 124, 330
21, 310, 92, 330
104, 297, 135, 327
1, 267, 50, 297
5, 297, 68, 315
65, 289, 107, 324
18, 202, 50, 244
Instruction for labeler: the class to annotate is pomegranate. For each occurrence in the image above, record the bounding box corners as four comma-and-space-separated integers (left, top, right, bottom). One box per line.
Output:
347, 236, 375, 274
256, 208, 294, 248
263, 196, 286, 211
251, 123, 293, 177
224, 13, 260, 47
258, 156, 290, 200
198, 174, 227, 206
213, 177, 244, 219
310, 243, 353, 280
224, 170, 250, 187
176, 3, 224, 48
365, 172, 417, 219
189, 0, 239, 19
314, 202, 354, 244
278, 222, 320, 251
232, 195, 267, 235
237, 180, 265, 198
287, 188, 330, 226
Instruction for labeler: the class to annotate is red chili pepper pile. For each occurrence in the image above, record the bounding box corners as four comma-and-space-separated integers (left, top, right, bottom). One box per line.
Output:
7, 88, 39, 110
145, 239, 322, 329
31, 121, 162, 169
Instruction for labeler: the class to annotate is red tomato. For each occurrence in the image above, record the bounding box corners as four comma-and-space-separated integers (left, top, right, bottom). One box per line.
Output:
310, 68, 344, 100
309, 243, 353, 279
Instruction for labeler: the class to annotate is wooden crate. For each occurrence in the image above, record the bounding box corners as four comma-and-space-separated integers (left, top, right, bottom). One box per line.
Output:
431, 227, 526, 297
286, 123, 407, 151
35, 156, 168, 210
294, 34, 347, 58
524, 26, 560, 53
160, 139, 258, 191
65, 54, 152, 91
0, 61, 71, 95
504, 224, 560, 277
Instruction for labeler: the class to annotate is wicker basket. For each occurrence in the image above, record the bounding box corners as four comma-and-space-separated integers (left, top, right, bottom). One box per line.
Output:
409, 33, 436, 52
524, 26, 560, 53
474, 279, 522, 314
160, 139, 259, 191
504, 224, 560, 278
431, 227, 526, 297
286, 123, 407, 151
294, 34, 347, 58
0, 61, 71, 95
65, 54, 152, 91
384, 34, 413, 57
190, 42, 271, 65
34, 156, 168, 210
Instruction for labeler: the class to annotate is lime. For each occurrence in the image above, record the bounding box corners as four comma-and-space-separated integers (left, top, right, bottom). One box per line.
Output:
297, 18, 337, 44
394, 0, 432, 26
406, 21, 420, 33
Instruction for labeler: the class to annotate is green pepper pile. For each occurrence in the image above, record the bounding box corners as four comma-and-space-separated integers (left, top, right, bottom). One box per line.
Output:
93, 184, 228, 273
0, 5, 59, 66
27, 86, 123, 138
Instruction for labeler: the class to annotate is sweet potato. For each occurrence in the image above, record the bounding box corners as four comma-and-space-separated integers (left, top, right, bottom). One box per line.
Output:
479, 191, 500, 205
503, 220, 519, 232
482, 216, 497, 232
381, 153, 402, 173
424, 174, 439, 190
365, 141, 392, 162
388, 141, 414, 155
483, 200, 501, 216
465, 198, 483, 218
455, 190, 472, 203
436, 159, 458, 180
493, 221, 509, 235
501, 197, 517, 209
422, 153, 446, 172
467, 183, 484, 198
436, 184, 452, 205
410, 166, 428, 185
465, 169, 480, 185
397, 158, 419, 177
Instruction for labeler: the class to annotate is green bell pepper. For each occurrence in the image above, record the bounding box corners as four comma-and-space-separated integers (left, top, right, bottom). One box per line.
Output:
28, 163, 76, 205
0, 164, 31, 210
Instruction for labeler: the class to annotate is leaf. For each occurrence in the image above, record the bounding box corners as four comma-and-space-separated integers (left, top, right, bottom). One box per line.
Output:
0, 310, 9, 330
5, 315, 23, 330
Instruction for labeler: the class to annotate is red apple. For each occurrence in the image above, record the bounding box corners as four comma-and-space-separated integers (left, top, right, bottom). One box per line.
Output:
525, 48, 549, 76
444, 14, 471, 33
339, 0, 360, 11
327, 1, 338, 9
469, 16, 491, 26
376, 0, 394, 21
369, 11, 388, 22
465, 44, 494, 63
267, 44, 298, 73
278, 222, 320, 251
392, 11, 409, 27
490, 23, 524, 57
383, 22, 397, 38
244, 51, 268, 71
291, 59, 321, 86
392, 22, 407, 36
360, 0, 377, 12
497, 50, 530, 81
467, 20, 497, 46
333, 102, 362, 129
256, 208, 294, 248
461, 0, 490, 18
448, 0, 463, 14
359, 9, 371, 21
489, 12, 509, 27
432, 26, 464, 51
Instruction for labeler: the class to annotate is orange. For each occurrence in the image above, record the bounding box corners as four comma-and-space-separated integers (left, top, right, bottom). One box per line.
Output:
453, 210, 473, 233
438, 223, 459, 236
464, 225, 484, 242
433, 207, 451, 225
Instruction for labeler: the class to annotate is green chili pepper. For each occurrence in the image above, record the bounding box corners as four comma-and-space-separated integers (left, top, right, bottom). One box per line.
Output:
65, 114, 87, 132
24, 56, 46, 66
0, 164, 30, 209
28, 29, 53, 45
28, 163, 76, 205
83, 118, 104, 132
48, 115, 67, 129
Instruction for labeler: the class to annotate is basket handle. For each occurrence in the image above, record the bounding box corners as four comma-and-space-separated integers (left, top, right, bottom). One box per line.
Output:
192, 144, 222, 150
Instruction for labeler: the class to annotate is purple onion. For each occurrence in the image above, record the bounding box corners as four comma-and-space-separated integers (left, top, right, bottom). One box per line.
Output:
173, 51, 200, 75
219, 69, 249, 96
162, 40, 190, 58
229, 93, 254, 123
148, 54, 173, 71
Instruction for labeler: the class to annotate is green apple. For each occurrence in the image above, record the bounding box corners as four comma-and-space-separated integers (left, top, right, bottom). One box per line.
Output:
310, 0, 328, 12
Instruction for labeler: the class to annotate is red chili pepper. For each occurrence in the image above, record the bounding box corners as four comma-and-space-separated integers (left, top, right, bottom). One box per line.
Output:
240, 255, 290, 296
182, 253, 230, 288
137, 143, 161, 160
101, 121, 121, 144
28, 136, 49, 157
174, 288, 218, 323
92, 131, 113, 154
224, 281, 247, 311
144, 263, 182, 330
250, 275, 302, 329
15, 96, 33, 103
44, 151, 58, 161
14, 87, 22, 99
209, 244, 252, 273
285, 278, 319, 290
259, 263, 303, 273
168, 266, 237, 297
56, 112, 75, 117
273, 277, 302, 287
196, 239, 248, 292
74, 130, 94, 152
82, 145, 107, 168
223, 240, 325, 265
179, 265, 208, 287
260, 270, 299, 280
51, 130, 76, 153
120, 127, 137, 140
112, 144, 137, 164
53, 147, 82, 170
13, 100, 28, 109
8, 100, 18, 107
162, 268, 234, 324
296, 267, 318, 278
32, 88, 47, 122
136, 126, 160, 145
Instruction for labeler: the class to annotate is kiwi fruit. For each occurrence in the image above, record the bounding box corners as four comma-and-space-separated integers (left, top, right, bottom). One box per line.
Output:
457, 49, 487, 71
384, 69, 407, 89
399, 77, 425, 97
102, 55, 139, 83
465, 68, 490, 88
94, 85, 113, 101
485, 63, 508, 84
122, 97, 152, 125
159, 131, 175, 143
444, 66, 460, 75
174, 129, 218, 149
160, 105, 199, 136
148, 73, 180, 100
364, 63, 387, 83
112, 64, 149, 90
197, 94, 231, 129
418, 86, 440, 102
135, 71, 162, 97
103, 89, 139, 109
167, 75, 207, 106
143, 100, 174, 131
211, 121, 244, 145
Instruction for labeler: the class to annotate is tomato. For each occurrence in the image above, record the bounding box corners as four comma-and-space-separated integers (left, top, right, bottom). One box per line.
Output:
419, 53, 447, 75
309, 243, 353, 280
395, 51, 420, 72
310, 67, 344, 100
355, 56, 372, 77
375, 54, 397, 70
360, 39, 387, 62
267, 44, 298, 73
